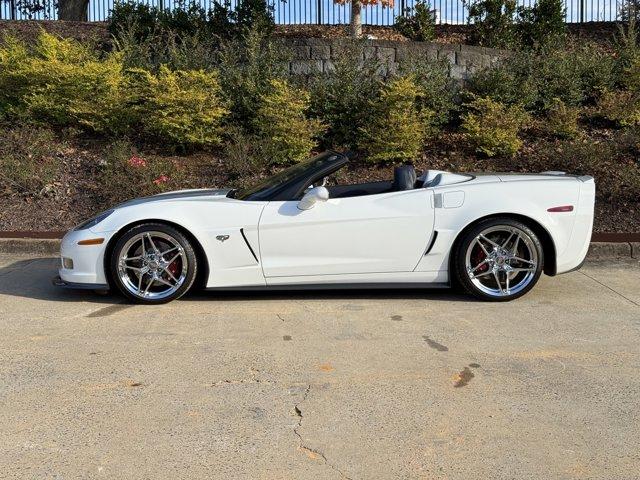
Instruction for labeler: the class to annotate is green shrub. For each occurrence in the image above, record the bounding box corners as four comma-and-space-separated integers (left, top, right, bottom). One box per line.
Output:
468, 56, 538, 109
0, 35, 31, 119
516, 0, 566, 49
468, 0, 565, 50
528, 48, 585, 106
469, 45, 615, 112
108, 0, 274, 43
394, 0, 436, 41
223, 127, 267, 181
108, 1, 159, 42
109, 0, 274, 72
113, 24, 219, 72
308, 42, 381, 148
255, 80, 326, 164
0, 32, 131, 133
614, 19, 640, 91
359, 76, 433, 163
29, 44, 129, 133
544, 98, 579, 138
397, 55, 458, 126
620, 1, 640, 24
0, 31, 230, 148
130, 66, 228, 149
216, 29, 289, 131
532, 136, 640, 203
462, 96, 529, 157
232, 0, 275, 37
467, 0, 518, 49
0, 127, 60, 196
597, 90, 640, 127
101, 140, 184, 203
621, 54, 640, 91
576, 46, 618, 102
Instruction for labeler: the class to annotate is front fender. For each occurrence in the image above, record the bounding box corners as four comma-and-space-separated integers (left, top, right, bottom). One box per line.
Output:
90, 198, 267, 288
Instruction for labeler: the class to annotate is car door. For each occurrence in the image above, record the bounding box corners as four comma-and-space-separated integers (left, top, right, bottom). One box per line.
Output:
258, 188, 435, 278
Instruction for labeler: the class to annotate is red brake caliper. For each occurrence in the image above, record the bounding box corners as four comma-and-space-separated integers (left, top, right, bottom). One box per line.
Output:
472, 245, 489, 273
167, 258, 180, 277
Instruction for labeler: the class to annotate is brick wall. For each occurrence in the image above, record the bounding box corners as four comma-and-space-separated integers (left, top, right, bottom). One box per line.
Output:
280, 38, 510, 80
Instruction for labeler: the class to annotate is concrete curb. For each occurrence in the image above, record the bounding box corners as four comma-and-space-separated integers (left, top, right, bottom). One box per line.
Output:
1, 238, 639, 260
0, 238, 61, 255
587, 242, 640, 259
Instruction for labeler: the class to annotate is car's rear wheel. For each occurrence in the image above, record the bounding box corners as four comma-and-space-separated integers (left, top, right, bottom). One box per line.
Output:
453, 218, 544, 301
110, 223, 197, 304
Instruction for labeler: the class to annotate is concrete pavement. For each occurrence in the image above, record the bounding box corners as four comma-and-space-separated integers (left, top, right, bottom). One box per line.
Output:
0, 255, 639, 479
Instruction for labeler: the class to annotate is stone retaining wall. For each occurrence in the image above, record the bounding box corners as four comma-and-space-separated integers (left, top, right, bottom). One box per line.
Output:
0, 21, 510, 80
280, 38, 510, 80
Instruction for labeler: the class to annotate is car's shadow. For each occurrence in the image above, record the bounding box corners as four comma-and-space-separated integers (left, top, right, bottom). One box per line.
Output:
0, 257, 475, 304
185, 288, 473, 303
0, 257, 117, 304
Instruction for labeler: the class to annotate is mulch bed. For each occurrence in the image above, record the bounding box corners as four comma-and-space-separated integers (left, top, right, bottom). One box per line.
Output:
274, 24, 474, 44
0, 20, 110, 45
275, 24, 409, 41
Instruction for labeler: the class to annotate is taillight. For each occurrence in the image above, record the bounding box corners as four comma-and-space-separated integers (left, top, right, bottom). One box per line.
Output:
547, 205, 574, 212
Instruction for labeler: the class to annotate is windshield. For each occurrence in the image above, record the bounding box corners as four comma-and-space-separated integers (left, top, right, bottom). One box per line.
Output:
230, 152, 341, 201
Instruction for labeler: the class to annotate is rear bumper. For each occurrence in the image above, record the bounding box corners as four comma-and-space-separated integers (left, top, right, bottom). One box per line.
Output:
556, 256, 586, 275
555, 176, 595, 274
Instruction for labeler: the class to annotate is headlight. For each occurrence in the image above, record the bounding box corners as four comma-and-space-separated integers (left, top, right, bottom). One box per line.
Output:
74, 210, 114, 231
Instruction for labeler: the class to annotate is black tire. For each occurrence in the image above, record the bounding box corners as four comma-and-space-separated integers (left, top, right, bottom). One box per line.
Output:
109, 223, 198, 304
452, 217, 544, 302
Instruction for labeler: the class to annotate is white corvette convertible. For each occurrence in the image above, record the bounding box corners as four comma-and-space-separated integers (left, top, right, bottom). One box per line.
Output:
54, 151, 595, 303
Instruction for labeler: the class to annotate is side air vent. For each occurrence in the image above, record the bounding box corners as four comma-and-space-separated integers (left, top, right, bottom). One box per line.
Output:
424, 231, 438, 255
240, 228, 259, 263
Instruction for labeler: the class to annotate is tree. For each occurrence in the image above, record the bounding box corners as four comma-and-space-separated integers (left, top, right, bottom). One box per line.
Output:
58, 0, 89, 20
334, 0, 395, 38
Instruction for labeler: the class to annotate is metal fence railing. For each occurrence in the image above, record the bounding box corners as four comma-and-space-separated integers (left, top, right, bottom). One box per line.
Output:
0, 0, 633, 24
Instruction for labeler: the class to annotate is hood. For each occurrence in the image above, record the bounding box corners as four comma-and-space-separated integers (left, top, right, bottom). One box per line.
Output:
116, 188, 232, 209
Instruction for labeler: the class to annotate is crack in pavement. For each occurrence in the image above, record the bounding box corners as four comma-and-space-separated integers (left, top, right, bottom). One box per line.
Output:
293, 385, 353, 480
209, 378, 276, 387
579, 271, 640, 307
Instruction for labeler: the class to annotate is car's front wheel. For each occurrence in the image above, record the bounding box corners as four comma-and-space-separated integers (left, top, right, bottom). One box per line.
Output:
110, 223, 198, 304
452, 218, 544, 301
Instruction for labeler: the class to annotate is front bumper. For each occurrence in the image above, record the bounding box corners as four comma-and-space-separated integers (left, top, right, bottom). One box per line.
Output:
52, 275, 109, 290
58, 229, 115, 286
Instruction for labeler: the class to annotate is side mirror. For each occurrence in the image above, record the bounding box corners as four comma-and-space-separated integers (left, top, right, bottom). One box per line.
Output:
298, 186, 329, 211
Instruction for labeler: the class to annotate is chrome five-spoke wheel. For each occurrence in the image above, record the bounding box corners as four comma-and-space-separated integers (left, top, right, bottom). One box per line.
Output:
454, 218, 544, 301
110, 224, 198, 304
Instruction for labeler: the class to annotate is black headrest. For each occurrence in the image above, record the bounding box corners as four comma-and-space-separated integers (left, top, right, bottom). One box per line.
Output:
392, 165, 417, 191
